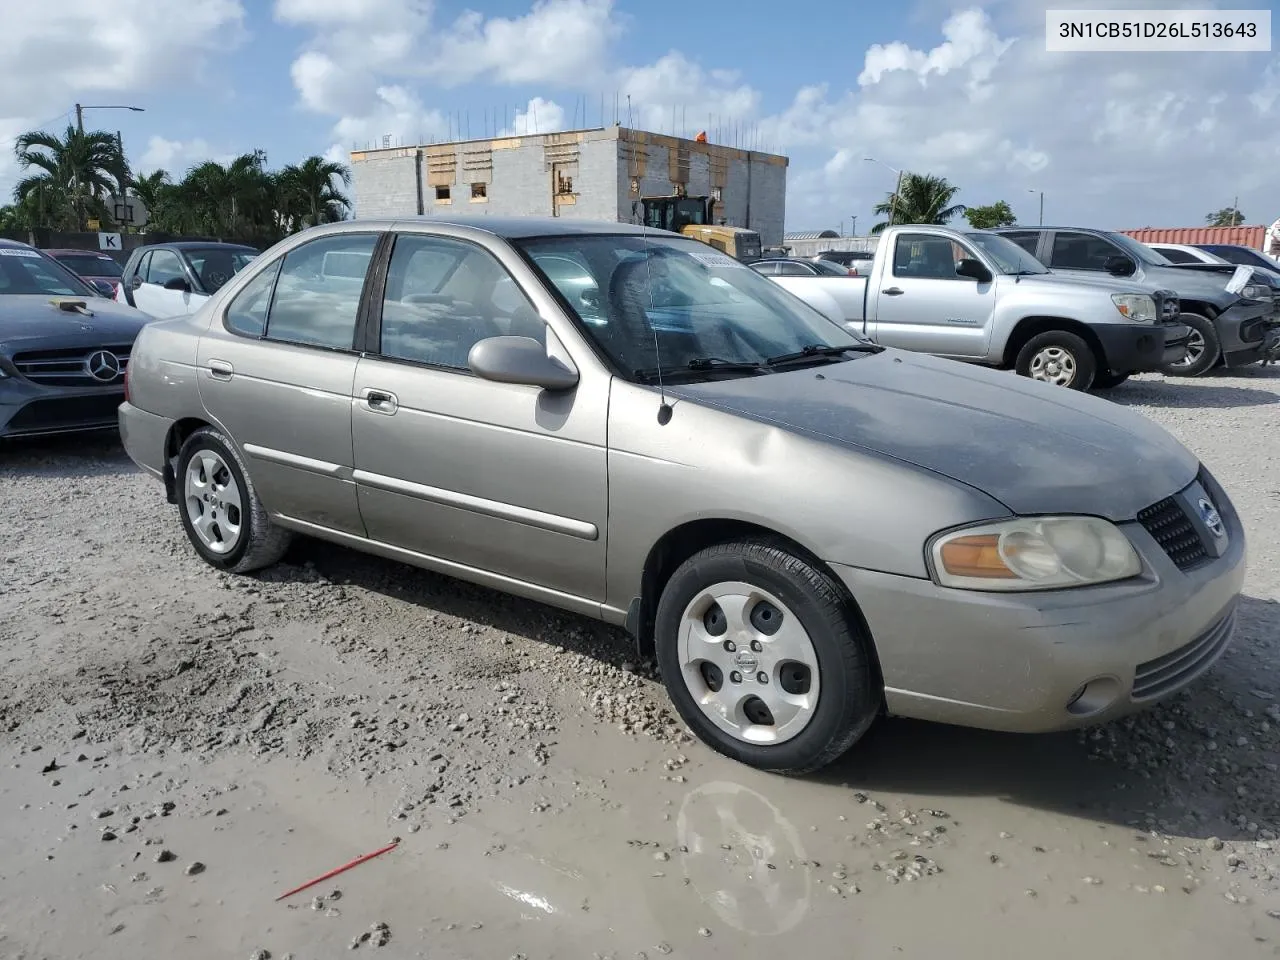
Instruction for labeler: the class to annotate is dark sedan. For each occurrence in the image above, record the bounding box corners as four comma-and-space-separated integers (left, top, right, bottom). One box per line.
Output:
45, 248, 125, 299
1, 239, 151, 440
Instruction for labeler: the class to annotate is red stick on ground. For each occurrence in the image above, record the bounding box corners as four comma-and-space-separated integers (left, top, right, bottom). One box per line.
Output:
274, 839, 401, 902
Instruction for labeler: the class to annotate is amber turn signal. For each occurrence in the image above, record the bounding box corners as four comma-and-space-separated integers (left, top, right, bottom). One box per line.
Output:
937, 534, 1018, 579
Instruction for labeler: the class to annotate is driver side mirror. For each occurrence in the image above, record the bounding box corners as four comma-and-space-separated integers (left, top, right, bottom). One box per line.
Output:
955, 258, 992, 283
469, 336, 579, 391
162, 276, 192, 292
1104, 255, 1136, 277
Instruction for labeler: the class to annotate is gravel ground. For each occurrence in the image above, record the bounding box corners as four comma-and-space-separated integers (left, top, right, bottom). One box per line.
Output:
1, 365, 1279, 958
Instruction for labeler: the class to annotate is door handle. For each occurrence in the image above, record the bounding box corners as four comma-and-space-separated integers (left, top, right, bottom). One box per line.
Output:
362, 387, 398, 415
208, 359, 233, 380
882, 287, 905, 296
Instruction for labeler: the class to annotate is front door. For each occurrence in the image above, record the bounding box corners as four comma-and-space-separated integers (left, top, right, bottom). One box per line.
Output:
195, 231, 383, 536
866, 231, 995, 358
133, 248, 205, 318
350, 231, 608, 601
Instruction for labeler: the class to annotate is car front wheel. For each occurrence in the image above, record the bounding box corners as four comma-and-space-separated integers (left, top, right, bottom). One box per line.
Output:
654, 539, 880, 775
1160, 313, 1221, 377
176, 426, 291, 573
1014, 330, 1097, 390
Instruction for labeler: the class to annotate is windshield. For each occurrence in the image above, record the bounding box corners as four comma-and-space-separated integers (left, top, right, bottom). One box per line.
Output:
517, 234, 868, 381
185, 247, 258, 292
1107, 232, 1171, 266
54, 254, 123, 278
0, 248, 97, 296
967, 232, 1049, 274
1202, 245, 1279, 271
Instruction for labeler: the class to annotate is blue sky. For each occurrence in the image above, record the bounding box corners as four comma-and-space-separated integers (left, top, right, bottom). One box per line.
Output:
3, 0, 1279, 233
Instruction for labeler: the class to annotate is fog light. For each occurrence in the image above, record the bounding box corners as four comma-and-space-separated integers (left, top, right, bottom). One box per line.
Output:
1065, 684, 1087, 709
1065, 676, 1122, 717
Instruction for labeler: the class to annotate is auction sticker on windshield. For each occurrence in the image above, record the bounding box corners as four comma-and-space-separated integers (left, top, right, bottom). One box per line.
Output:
0, 249, 42, 258
689, 251, 750, 270
1046, 9, 1271, 51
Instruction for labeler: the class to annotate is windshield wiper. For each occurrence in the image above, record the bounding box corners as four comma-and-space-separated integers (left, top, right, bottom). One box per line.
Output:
764, 343, 882, 367
632, 357, 766, 382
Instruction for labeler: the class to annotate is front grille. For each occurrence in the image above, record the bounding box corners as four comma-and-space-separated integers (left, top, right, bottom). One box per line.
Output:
1132, 607, 1236, 701
11, 345, 131, 386
4, 393, 124, 435
1136, 495, 1209, 570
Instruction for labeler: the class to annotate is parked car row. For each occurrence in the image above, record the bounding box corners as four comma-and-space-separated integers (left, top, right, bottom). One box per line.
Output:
0, 239, 259, 441
108, 215, 1245, 774
760, 224, 1280, 389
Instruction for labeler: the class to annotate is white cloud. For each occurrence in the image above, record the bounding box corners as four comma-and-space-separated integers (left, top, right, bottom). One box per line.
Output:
503, 98, 567, 136
135, 136, 233, 175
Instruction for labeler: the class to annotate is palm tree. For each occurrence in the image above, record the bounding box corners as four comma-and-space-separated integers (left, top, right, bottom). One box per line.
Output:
12, 124, 124, 230
278, 156, 351, 228
871, 173, 966, 233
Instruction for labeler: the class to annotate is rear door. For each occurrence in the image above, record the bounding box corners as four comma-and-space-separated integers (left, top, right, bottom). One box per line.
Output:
195, 230, 383, 536
1043, 230, 1128, 279
866, 231, 995, 358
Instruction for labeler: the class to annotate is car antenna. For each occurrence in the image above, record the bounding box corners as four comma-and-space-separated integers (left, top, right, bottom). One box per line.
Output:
641, 222, 673, 425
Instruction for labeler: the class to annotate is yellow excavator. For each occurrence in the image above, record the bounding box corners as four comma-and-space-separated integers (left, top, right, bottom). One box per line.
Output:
637, 194, 762, 262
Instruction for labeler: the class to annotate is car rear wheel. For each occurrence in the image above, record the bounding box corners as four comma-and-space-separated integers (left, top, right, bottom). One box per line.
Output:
1014, 331, 1097, 390
176, 426, 291, 573
654, 539, 880, 775
1160, 313, 1220, 377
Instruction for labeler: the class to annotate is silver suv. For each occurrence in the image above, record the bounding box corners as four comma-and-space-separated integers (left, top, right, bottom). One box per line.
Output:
119, 218, 1245, 774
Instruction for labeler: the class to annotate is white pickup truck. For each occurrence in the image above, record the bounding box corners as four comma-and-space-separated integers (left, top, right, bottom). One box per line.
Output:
763, 224, 1187, 390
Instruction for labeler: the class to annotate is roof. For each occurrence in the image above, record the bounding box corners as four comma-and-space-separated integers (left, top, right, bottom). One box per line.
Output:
0, 237, 34, 249
784, 230, 840, 240
135, 240, 260, 251
43, 248, 117, 257
388, 215, 677, 240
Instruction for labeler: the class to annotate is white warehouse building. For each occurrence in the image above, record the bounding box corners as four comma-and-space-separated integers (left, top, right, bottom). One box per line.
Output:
348, 124, 789, 248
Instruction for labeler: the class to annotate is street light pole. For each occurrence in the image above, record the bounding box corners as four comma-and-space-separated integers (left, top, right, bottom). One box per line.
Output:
1028, 188, 1043, 225
73, 103, 145, 233
865, 157, 904, 227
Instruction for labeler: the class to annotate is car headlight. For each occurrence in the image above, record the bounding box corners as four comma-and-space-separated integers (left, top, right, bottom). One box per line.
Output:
929, 516, 1141, 591
1111, 293, 1156, 322
1240, 283, 1272, 301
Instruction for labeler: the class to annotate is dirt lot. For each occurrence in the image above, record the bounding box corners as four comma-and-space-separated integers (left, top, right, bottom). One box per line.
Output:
2, 367, 1280, 959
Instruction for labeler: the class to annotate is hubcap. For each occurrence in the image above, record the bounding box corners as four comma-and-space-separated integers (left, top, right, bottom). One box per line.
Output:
678, 582, 820, 745
1029, 346, 1077, 386
184, 450, 243, 554
1170, 329, 1206, 367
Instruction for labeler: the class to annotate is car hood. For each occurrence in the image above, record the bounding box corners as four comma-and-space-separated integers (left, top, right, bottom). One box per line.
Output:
667, 349, 1198, 522
1137, 264, 1243, 298
0, 295, 150, 351
1015, 270, 1171, 297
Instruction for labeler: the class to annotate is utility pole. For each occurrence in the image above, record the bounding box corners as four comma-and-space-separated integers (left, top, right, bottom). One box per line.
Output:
74, 104, 84, 230
851, 215, 857, 236
1028, 188, 1044, 225
1233, 195, 1240, 226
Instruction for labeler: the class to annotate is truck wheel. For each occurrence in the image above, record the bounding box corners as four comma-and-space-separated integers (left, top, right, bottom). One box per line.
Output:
176, 426, 292, 573
1015, 331, 1096, 390
1092, 371, 1131, 389
653, 538, 880, 775
1160, 313, 1220, 377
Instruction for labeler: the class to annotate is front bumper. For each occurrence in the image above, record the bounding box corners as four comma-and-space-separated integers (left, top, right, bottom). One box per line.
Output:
832, 470, 1246, 734
1090, 322, 1181, 375
0, 377, 126, 440
1215, 299, 1280, 367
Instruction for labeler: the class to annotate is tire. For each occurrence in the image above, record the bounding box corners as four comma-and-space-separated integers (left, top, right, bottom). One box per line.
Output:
653, 538, 880, 775
1159, 313, 1221, 377
1092, 371, 1131, 390
175, 426, 291, 573
1014, 330, 1097, 390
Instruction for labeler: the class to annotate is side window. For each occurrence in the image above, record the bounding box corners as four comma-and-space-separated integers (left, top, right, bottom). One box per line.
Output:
893, 234, 972, 280
777, 261, 811, 276
134, 251, 152, 282
265, 233, 379, 349
147, 250, 186, 286
1000, 231, 1040, 256
753, 261, 779, 276
1050, 232, 1120, 271
380, 234, 544, 369
224, 259, 283, 337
